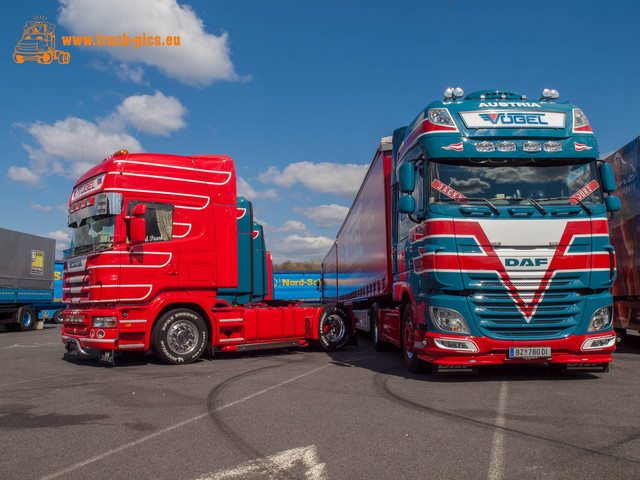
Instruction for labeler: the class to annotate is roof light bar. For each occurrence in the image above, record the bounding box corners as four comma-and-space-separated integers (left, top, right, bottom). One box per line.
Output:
443, 86, 464, 101
540, 89, 560, 101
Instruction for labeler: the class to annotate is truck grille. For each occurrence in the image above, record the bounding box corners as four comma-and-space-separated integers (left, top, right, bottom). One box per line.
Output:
468, 273, 584, 340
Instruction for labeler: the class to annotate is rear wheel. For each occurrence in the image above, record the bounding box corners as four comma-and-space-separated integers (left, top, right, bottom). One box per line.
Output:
402, 305, 423, 373
17, 307, 36, 331
317, 306, 350, 351
371, 303, 387, 351
53, 309, 64, 325
151, 309, 207, 364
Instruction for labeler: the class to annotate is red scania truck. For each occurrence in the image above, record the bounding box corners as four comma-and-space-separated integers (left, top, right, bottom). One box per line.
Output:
323, 88, 621, 374
61, 150, 350, 365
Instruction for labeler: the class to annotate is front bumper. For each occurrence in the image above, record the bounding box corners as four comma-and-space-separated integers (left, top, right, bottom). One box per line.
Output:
415, 331, 616, 366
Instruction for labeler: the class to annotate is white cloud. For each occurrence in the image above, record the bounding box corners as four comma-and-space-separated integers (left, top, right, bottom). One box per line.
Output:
258, 162, 368, 198
23, 116, 143, 179
7, 166, 42, 186
294, 204, 348, 228
237, 177, 278, 201
276, 220, 308, 234
30, 202, 52, 212
116, 91, 187, 136
268, 234, 334, 263
58, 0, 243, 87
49, 229, 72, 258
12, 91, 186, 182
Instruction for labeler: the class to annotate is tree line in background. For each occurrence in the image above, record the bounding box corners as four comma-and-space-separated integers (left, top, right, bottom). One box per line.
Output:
273, 259, 322, 271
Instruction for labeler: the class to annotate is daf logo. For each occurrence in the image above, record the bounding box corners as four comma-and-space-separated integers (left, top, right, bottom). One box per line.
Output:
505, 258, 548, 267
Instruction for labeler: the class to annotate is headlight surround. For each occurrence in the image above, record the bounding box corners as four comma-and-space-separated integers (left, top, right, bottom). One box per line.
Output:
587, 307, 612, 332
92, 316, 117, 328
429, 307, 470, 334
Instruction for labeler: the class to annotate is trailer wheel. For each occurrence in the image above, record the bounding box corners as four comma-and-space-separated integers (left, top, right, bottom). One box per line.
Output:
53, 309, 65, 325
151, 309, 207, 364
17, 307, 36, 331
317, 306, 350, 351
371, 303, 387, 351
402, 306, 423, 373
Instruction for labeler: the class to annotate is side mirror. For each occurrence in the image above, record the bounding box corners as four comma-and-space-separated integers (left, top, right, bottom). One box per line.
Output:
129, 218, 146, 244
132, 203, 147, 217
399, 194, 416, 214
399, 163, 415, 193
605, 195, 621, 212
128, 203, 147, 245
599, 163, 617, 193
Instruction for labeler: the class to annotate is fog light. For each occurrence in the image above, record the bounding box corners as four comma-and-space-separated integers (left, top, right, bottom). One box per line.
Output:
434, 338, 479, 352
92, 316, 117, 328
581, 335, 616, 351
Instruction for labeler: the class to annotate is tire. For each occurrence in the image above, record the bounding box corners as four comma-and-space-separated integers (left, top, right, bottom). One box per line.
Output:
371, 303, 387, 351
17, 307, 36, 331
402, 305, 423, 373
151, 309, 207, 364
317, 306, 350, 352
57, 52, 70, 64
53, 309, 65, 325
38, 52, 53, 64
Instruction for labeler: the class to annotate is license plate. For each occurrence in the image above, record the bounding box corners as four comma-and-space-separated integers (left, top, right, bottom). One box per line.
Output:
509, 346, 551, 358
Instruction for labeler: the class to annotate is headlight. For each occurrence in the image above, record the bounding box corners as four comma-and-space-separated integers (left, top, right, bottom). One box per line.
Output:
429, 307, 470, 334
428, 108, 455, 127
92, 316, 117, 328
588, 307, 611, 332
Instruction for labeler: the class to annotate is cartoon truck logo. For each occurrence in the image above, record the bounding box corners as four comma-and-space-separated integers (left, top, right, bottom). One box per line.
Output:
13, 17, 70, 65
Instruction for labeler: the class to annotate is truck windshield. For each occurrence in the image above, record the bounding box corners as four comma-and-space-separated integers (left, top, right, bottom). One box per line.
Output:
428, 158, 602, 206
65, 215, 116, 258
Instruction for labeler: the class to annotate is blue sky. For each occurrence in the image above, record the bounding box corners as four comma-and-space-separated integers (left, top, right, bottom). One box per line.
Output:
2, 0, 640, 262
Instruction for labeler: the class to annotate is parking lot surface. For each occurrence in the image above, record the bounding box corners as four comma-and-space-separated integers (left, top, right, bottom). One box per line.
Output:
1, 325, 639, 480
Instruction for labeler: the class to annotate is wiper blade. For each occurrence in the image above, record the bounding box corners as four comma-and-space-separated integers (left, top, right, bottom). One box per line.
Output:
465, 197, 500, 215
527, 197, 547, 215
538, 196, 593, 215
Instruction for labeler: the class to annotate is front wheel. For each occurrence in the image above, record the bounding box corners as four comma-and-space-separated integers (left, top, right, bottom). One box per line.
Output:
317, 306, 350, 352
151, 309, 207, 364
17, 307, 36, 331
402, 306, 423, 373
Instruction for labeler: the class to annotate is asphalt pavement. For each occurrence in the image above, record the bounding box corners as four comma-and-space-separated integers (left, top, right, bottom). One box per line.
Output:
1, 324, 639, 480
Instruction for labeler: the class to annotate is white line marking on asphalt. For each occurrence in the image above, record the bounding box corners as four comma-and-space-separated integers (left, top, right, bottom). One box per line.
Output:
0, 372, 74, 388
0, 342, 59, 350
195, 445, 326, 480
487, 381, 508, 480
40, 362, 333, 480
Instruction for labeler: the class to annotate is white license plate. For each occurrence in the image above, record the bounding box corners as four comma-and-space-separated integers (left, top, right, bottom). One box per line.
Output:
509, 346, 551, 358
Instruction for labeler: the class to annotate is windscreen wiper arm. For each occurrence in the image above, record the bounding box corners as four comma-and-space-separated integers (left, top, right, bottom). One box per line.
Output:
540, 196, 593, 215
527, 197, 548, 215
465, 197, 500, 215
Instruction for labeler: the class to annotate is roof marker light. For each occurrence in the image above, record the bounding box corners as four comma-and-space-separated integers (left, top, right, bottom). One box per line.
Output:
543, 141, 562, 152
453, 87, 464, 98
497, 141, 516, 152
523, 141, 541, 153
476, 141, 496, 152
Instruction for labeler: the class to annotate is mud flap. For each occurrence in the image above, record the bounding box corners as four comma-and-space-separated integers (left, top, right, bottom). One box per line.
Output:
99, 350, 115, 367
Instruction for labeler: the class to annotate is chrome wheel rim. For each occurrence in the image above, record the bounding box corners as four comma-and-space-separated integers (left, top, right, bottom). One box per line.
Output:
167, 320, 199, 354
323, 314, 345, 343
